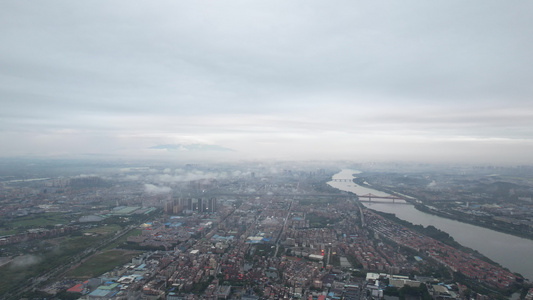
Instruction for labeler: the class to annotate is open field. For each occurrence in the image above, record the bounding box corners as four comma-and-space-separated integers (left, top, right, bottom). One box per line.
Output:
0, 223, 128, 296
0, 234, 101, 296
8, 213, 72, 230
0, 228, 18, 236
83, 224, 121, 235
66, 250, 139, 279
102, 228, 142, 251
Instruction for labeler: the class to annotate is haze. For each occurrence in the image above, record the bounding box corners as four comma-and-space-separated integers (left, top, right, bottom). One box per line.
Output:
1, 1, 532, 164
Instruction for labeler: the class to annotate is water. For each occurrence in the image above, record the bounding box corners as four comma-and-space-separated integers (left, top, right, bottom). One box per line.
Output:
328, 169, 533, 281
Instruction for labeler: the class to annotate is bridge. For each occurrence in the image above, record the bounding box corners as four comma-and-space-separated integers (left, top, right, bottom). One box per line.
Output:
357, 193, 408, 204
331, 178, 353, 182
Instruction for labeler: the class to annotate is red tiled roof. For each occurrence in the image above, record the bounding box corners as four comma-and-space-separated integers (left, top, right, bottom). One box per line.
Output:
67, 283, 84, 293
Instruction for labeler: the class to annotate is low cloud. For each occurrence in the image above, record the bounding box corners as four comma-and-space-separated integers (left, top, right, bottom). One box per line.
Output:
144, 183, 171, 194
10, 255, 41, 269
148, 170, 232, 184
124, 175, 140, 181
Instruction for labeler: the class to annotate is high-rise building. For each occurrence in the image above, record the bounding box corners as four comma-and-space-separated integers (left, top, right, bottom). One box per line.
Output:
165, 198, 181, 214
179, 198, 193, 211
207, 197, 217, 213
191, 198, 204, 212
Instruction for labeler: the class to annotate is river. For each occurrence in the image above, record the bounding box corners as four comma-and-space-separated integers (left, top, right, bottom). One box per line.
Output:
328, 169, 533, 281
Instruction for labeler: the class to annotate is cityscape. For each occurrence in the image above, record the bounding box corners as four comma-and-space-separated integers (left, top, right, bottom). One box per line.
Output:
2, 1, 533, 300
0, 160, 532, 300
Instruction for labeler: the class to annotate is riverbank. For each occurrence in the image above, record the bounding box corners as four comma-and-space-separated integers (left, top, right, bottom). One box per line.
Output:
365, 209, 527, 298
369, 210, 506, 271
328, 169, 533, 281
412, 202, 533, 241
352, 176, 533, 241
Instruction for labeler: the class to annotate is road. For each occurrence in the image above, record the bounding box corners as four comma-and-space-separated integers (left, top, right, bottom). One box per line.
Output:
273, 199, 293, 257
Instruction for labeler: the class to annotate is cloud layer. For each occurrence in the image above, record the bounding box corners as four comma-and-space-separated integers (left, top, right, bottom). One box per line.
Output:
1, 1, 532, 164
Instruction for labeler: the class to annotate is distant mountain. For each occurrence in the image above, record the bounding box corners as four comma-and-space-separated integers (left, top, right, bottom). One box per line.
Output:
150, 144, 235, 152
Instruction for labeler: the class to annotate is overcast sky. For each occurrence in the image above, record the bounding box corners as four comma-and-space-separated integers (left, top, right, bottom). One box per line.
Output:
1, 1, 532, 164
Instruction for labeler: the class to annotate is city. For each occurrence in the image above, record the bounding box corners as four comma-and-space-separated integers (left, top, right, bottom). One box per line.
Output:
0, 160, 532, 300
2, 1, 533, 300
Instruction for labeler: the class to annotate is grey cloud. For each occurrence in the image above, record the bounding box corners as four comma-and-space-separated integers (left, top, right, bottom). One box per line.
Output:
149, 171, 230, 184
1, 1, 532, 164
144, 183, 171, 195
10, 255, 41, 269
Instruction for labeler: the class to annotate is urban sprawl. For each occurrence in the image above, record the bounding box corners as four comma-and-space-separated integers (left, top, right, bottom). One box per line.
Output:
0, 162, 532, 300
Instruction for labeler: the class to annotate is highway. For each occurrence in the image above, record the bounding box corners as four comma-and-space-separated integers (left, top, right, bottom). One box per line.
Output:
273, 199, 293, 258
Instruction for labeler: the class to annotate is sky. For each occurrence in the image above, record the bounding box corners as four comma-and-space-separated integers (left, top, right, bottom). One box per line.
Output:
1, 1, 533, 164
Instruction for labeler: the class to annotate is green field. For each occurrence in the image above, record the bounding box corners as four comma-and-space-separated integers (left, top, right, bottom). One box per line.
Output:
83, 224, 121, 235
66, 250, 139, 279
0, 224, 127, 296
102, 228, 142, 251
306, 213, 338, 228
8, 213, 72, 230
0, 228, 18, 236
0, 234, 101, 296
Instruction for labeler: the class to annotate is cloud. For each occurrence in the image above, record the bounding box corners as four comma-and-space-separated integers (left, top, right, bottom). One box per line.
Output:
150, 144, 234, 152
10, 255, 41, 269
149, 170, 230, 184
1, 1, 532, 164
124, 175, 140, 181
144, 184, 171, 195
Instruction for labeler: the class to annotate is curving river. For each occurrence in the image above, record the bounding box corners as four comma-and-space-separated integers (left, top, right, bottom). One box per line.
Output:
328, 169, 533, 281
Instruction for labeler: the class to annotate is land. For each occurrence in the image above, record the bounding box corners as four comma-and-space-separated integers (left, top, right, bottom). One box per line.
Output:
65, 250, 140, 279
0, 160, 531, 300
353, 166, 533, 240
